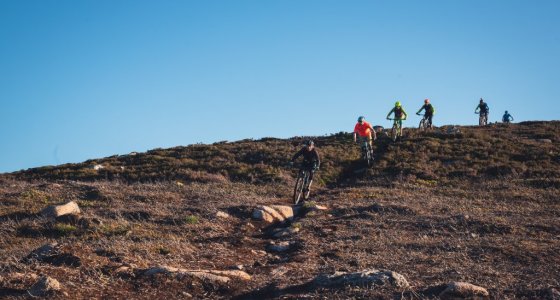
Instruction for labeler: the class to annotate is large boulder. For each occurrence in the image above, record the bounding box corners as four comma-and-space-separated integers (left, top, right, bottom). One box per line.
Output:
439, 282, 489, 299
252, 205, 299, 223
41, 201, 81, 219
314, 269, 409, 289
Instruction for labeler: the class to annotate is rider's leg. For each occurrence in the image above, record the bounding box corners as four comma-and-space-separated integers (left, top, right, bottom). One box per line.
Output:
398, 119, 403, 136
367, 131, 373, 148
428, 115, 433, 128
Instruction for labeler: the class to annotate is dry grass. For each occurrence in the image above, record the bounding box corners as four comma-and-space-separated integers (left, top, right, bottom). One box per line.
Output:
1, 122, 559, 299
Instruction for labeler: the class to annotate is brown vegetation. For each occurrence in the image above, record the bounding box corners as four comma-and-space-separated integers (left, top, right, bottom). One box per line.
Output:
0, 121, 559, 298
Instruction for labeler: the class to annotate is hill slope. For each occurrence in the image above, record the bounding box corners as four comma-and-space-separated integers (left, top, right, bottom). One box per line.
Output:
1, 121, 559, 299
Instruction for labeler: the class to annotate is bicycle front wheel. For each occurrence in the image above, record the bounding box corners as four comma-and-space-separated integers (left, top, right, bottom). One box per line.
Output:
391, 124, 398, 142
419, 119, 426, 131
293, 174, 305, 205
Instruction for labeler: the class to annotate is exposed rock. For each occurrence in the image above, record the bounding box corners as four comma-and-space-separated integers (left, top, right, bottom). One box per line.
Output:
439, 282, 489, 299
305, 204, 328, 212
271, 226, 300, 238
447, 126, 461, 134
267, 241, 293, 252
28, 276, 61, 296
143, 266, 251, 283
216, 211, 230, 219
537, 139, 553, 143
27, 243, 60, 261
314, 269, 409, 289
41, 201, 81, 219
93, 164, 105, 170
251, 249, 267, 256
252, 205, 299, 223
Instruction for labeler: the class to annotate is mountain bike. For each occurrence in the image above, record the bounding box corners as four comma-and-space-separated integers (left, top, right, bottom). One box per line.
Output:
292, 165, 314, 205
417, 113, 431, 131
357, 138, 374, 167
476, 111, 488, 126
388, 118, 404, 142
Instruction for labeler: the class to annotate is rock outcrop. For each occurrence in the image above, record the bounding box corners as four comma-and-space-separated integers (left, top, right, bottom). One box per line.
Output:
252, 205, 299, 223
314, 269, 409, 289
41, 201, 81, 219
143, 266, 251, 283
439, 282, 489, 299
28, 276, 61, 296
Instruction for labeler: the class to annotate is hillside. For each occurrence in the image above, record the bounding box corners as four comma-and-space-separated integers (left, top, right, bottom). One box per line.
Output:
1, 121, 559, 299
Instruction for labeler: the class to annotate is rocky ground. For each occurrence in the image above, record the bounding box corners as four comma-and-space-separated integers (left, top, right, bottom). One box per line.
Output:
0, 122, 559, 299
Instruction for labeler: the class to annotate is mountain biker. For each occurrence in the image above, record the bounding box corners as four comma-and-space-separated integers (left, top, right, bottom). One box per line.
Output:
416, 99, 435, 129
386, 101, 408, 136
502, 110, 514, 123
475, 98, 490, 122
353, 116, 377, 149
291, 140, 320, 183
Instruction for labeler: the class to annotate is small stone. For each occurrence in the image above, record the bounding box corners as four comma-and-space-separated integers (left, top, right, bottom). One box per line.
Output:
29, 276, 61, 296
216, 211, 230, 219
272, 227, 300, 238
267, 241, 293, 252
251, 250, 267, 256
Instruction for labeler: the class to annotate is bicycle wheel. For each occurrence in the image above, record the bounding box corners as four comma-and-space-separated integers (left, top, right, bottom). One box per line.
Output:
293, 172, 305, 205
419, 119, 426, 131
391, 124, 398, 142
303, 174, 312, 200
365, 143, 373, 167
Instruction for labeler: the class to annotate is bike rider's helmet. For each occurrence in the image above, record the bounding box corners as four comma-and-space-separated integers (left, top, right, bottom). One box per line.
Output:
358, 116, 365, 123
480, 98, 484, 103
305, 140, 314, 146
395, 101, 401, 107
424, 99, 430, 104
505, 110, 508, 114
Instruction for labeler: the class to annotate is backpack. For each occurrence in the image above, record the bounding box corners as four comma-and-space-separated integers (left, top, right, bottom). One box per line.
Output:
426, 104, 434, 114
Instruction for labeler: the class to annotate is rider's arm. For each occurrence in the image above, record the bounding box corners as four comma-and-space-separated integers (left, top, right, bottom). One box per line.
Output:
371, 127, 377, 140
313, 149, 320, 169
353, 132, 357, 142
416, 106, 424, 114
475, 104, 480, 113
402, 108, 408, 119
291, 148, 303, 162
386, 108, 394, 119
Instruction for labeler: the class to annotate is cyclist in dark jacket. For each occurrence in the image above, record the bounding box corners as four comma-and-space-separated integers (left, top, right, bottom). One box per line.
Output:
291, 140, 320, 181
416, 98, 435, 128
502, 111, 513, 123
475, 98, 490, 117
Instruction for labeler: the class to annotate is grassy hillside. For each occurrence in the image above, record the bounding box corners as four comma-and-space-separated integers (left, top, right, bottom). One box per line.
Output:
10, 121, 560, 185
1, 121, 559, 299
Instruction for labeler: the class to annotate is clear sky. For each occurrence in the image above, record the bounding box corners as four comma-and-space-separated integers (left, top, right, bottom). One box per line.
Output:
1, 0, 559, 172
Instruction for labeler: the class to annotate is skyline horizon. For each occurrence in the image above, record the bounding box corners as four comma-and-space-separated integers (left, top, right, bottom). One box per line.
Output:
1, 0, 559, 173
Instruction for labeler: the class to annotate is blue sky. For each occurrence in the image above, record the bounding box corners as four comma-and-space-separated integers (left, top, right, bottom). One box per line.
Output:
1, 0, 559, 172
